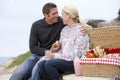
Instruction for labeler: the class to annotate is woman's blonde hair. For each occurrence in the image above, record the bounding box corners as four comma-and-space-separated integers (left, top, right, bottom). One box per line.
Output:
62, 4, 84, 24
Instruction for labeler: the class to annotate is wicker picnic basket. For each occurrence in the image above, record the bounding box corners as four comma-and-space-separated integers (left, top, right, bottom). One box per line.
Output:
88, 26, 120, 49
81, 26, 120, 77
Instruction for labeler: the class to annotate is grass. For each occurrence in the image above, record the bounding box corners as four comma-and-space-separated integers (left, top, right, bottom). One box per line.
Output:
8, 51, 31, 68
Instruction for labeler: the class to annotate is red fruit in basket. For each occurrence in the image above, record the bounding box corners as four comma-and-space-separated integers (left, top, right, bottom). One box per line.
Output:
110, 48, 120, 53
89, 50, 94, 53
86, 52, 96, 58
104, 48, 109, 54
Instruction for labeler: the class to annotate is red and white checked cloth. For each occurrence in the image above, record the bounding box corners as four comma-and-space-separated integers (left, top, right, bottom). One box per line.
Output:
79, 57, 120, 66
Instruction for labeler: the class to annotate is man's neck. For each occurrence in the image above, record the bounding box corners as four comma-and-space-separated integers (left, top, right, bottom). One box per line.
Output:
45, 18, 53, 25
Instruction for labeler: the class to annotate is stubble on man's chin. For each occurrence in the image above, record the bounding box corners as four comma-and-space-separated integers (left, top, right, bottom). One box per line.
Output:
53, 19, 58, 23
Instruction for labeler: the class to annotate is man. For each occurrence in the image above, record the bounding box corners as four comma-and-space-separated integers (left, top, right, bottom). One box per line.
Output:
9, 2, 91, 80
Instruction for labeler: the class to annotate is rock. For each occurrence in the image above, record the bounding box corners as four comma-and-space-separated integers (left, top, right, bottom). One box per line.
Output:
0, 58, 17, 75
97, 19, 120, 27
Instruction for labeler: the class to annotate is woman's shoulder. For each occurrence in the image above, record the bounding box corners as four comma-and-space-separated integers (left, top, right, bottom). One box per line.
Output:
62, 25, 70, 31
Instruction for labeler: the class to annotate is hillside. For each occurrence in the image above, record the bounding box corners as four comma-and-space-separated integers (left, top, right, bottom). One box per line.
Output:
8, 51, 31, 68
0, 51, 31, 74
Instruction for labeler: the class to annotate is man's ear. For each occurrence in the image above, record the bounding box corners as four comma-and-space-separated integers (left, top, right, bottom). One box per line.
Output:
43, 13, 48, 18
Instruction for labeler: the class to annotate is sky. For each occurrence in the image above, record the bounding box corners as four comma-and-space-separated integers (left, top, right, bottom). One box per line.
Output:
0, 0, 120, 57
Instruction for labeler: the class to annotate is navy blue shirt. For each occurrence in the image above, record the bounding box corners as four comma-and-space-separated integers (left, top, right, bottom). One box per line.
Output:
29, 17, 64, 56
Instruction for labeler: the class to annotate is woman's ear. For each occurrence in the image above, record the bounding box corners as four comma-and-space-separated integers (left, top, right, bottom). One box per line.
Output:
69, 13, 71, 17
67, 14, 71, 19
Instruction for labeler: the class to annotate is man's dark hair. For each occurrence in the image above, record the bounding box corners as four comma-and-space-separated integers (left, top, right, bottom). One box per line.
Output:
42, 2, 57, 14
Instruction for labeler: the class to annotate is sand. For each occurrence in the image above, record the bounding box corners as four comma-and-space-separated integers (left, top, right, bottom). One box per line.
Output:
0, 74, 11, 80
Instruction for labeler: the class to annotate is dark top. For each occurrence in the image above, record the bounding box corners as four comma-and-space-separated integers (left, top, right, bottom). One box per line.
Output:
29, 17, 64, 56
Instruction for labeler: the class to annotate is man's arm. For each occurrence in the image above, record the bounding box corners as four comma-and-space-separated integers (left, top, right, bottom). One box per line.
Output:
29, 23, 46, 56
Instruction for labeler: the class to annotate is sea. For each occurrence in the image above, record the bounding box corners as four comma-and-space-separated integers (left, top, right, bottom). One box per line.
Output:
0, 57, 12, 64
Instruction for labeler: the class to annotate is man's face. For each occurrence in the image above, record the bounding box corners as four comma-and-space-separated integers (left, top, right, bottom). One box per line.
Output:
44, 8, 58, 24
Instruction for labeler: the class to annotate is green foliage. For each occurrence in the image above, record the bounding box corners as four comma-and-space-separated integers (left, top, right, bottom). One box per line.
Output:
87, 19, 105, 28
87, 20, 97, 28
8, 51, 31, 68
89, 42, 93, 49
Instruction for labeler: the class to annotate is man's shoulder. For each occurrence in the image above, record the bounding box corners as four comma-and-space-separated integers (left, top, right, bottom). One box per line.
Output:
58, 17, 62, 22
33, 18, 44, 24
56, 17, 64, 27
30, 19, 43, 30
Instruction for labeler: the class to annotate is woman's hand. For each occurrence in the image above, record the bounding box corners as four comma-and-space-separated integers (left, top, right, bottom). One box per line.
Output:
45, 53, 54, 59
80, 24, 92, 33
50, 41, 61, 53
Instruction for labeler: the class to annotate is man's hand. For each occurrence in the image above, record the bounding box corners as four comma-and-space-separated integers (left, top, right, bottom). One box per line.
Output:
50, 41, 61, 53
80, 24, 92, 33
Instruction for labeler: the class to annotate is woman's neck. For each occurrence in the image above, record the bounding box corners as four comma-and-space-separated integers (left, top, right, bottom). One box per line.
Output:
67, 19, 76, 27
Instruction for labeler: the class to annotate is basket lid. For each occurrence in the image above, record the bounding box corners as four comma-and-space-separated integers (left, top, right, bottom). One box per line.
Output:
87, 26, 120, 49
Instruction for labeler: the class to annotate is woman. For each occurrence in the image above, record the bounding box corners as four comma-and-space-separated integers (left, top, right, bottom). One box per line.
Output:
32, 4, 89, 80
